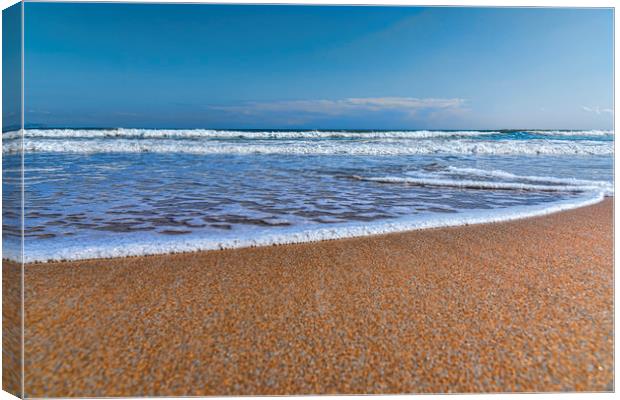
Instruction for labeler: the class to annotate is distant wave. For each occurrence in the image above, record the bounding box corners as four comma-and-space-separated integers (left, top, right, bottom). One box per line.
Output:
524, 130, 613, 136
4, 128, 613, 141
1, 138, 611, 156
10, 128, 503, 140
2, 128, 613, 156
8, 128, 612, 139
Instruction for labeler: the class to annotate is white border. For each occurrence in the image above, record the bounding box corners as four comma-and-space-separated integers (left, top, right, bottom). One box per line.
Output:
0, 1, 616, 400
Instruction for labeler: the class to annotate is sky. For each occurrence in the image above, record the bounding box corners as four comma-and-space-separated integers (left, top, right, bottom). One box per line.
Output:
3, 2, 21, 132
23, 3, 613, 130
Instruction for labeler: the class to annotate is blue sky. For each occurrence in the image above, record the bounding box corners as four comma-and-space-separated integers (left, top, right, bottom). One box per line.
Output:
24, 3, 613, 130
3, 2, 21, 131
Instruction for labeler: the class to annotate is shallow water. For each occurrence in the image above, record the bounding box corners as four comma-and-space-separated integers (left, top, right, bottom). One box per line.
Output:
2, 129, 613, 262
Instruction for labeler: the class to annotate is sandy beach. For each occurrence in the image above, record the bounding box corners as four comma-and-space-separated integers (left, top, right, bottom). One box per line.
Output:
18, 198, 613, 396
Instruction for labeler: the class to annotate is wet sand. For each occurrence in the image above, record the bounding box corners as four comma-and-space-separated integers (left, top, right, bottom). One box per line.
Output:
21, 198, 613, 396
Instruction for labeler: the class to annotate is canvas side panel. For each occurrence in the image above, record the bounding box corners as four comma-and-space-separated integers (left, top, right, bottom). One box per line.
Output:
2, 2, 23, 398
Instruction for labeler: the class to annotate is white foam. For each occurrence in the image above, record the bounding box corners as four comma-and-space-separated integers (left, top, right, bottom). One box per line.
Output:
21, 190, 606, 263
5, 128, 613, 144
2, 130, 21, 140
5, 137, 612, 156
20, 128, 501, 140
2, 128, 613, 155
16, 128, 614, 140
441, 166, 614, 194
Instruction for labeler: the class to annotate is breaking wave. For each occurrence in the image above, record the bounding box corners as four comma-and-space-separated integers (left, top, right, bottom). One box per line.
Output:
13, 128, 502, 139
2, 129, 613, 156
2, 137, 612, 156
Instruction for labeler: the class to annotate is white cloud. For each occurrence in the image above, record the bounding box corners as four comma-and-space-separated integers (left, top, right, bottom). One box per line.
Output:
582, 106, 614, 115
208, 97, 466, 118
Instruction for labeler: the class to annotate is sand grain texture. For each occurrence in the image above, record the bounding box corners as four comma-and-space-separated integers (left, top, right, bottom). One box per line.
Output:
23, 199, 613, 396
3, 259, 22, 397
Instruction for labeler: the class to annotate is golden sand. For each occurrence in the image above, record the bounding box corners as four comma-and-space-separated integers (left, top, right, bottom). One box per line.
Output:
2, 258, 22, 397
14, 199, 614, 396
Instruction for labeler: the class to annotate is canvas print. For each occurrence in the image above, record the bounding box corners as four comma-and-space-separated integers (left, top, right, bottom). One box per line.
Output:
2, 2, 614, 397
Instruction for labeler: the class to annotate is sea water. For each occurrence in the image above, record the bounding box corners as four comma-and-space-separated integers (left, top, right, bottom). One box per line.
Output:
2, 129, 613, 262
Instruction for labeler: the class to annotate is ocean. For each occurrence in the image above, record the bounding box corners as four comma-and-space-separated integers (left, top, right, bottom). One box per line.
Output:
2, 128, 614, 262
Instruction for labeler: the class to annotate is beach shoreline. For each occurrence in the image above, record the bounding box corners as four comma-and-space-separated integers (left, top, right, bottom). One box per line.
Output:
19, 198, 614, 395
16, 192, 611, 264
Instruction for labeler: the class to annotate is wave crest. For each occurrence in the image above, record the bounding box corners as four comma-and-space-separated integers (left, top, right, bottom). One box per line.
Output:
18, 128, 504, 140
2, 137, 611, 156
